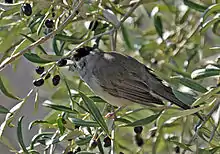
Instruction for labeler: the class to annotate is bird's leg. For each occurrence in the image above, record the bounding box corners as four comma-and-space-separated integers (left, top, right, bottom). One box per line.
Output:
105, 107, 123, 119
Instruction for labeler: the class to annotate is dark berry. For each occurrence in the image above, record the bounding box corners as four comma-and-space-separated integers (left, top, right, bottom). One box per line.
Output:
74, 147, 81, 153
88, 20, 99, 31
35, 66, 44, 74
45, 73, 51, 80
33, 78, 44, 87
150, 131, 156, 137
52, 12, 56, 18
21, 3, 32, 16
135, 134, 144, 147
57, 59, 67, 67
90, 140, 98, 149
119, 152, 124, 154
45, 19, 54, 28
103, 136, 111, 147
67, 151, 73, 154
175, 146, 180, 153
75, 125, 80, 129
5, 0, 13, 3
62, 118, 67, 124
134, 126, 143, 134
52, 75, 60, 86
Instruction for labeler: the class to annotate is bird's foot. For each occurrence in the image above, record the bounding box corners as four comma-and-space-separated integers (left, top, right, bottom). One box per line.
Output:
105, 112, 116, 119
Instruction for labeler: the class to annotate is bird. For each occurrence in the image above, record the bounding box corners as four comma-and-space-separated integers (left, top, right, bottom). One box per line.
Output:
69, 46, 203, 120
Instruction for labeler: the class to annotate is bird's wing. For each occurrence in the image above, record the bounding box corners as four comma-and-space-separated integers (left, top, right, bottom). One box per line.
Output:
92, 52, 163, 106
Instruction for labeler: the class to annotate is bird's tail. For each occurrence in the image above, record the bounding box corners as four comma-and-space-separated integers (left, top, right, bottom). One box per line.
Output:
153, 86, 204, 121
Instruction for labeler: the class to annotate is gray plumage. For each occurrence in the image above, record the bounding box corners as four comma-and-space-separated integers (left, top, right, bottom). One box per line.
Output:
70, 47, 191, 110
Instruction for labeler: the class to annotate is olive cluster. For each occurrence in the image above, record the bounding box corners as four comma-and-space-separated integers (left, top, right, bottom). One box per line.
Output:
33, 59, 67, 87
7, 1, 55, 29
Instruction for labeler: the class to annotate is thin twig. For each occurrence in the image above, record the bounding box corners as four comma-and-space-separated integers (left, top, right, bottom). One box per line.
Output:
0, 0, 84, 72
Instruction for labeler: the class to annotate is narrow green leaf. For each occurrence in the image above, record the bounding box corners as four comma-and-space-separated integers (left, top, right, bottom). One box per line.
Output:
69, 118, 99, 127
172, 89, 195, 106
192, 86, 220, 106
191, 68, 220, 79
52, 38, 60, 56
54, 34, 84, 44
38, 54, 62, 61
79, 92, 109, 134
43, 102, 78, 114
29, 120, 50, 130
184, 0, 207, 12
121, 24, 133, 50
57, 116, 65, 135
59, 41, 65, 56
75, 136, 92, 146
30, 132, 54, 150
20, 34, 47, 54
115, 118, 131, 124
28, 14, 44, 33
0, 105, 10, 114
17, 116, 28, 154
154, 14, 163, 38
201, 4, 220, 24
171, 76, 207, 93
23, 52, 52, 64
200, 14, 220, 33
0, 76, 21, 100
168, 105, 207, 118
122, 111, 162, 127
37, 11, 50, 36
212, 20, 220, 36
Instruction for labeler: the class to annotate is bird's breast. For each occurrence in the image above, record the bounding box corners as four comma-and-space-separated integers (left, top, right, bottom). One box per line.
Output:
83, 75, 132, 107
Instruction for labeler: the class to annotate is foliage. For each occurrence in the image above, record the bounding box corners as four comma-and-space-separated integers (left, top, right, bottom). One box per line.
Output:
0, 0, 220, 153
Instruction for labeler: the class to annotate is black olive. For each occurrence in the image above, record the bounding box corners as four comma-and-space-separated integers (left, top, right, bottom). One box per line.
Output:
88, 20, 99, 31
21, 3, 32, 16
75, 125, 80, 129
33, 78, 44, 87
74, 147, 81, 153
175, 146, 180, 153
35, 66, 44, 74
90, 140, 98, 149
57, 59, 67, 67
5, 0, 13, 3
52, 75, 60, 86
134, 126, 143, 134
103, 136, 111, 147
134, 134, 144, 147
45, 19, 54, 28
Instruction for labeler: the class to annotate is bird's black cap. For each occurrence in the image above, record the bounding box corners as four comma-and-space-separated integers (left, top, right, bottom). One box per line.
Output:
73, 46, 93, 61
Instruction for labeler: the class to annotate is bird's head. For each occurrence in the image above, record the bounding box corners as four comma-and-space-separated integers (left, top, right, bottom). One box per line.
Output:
70, 46, 94, 72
